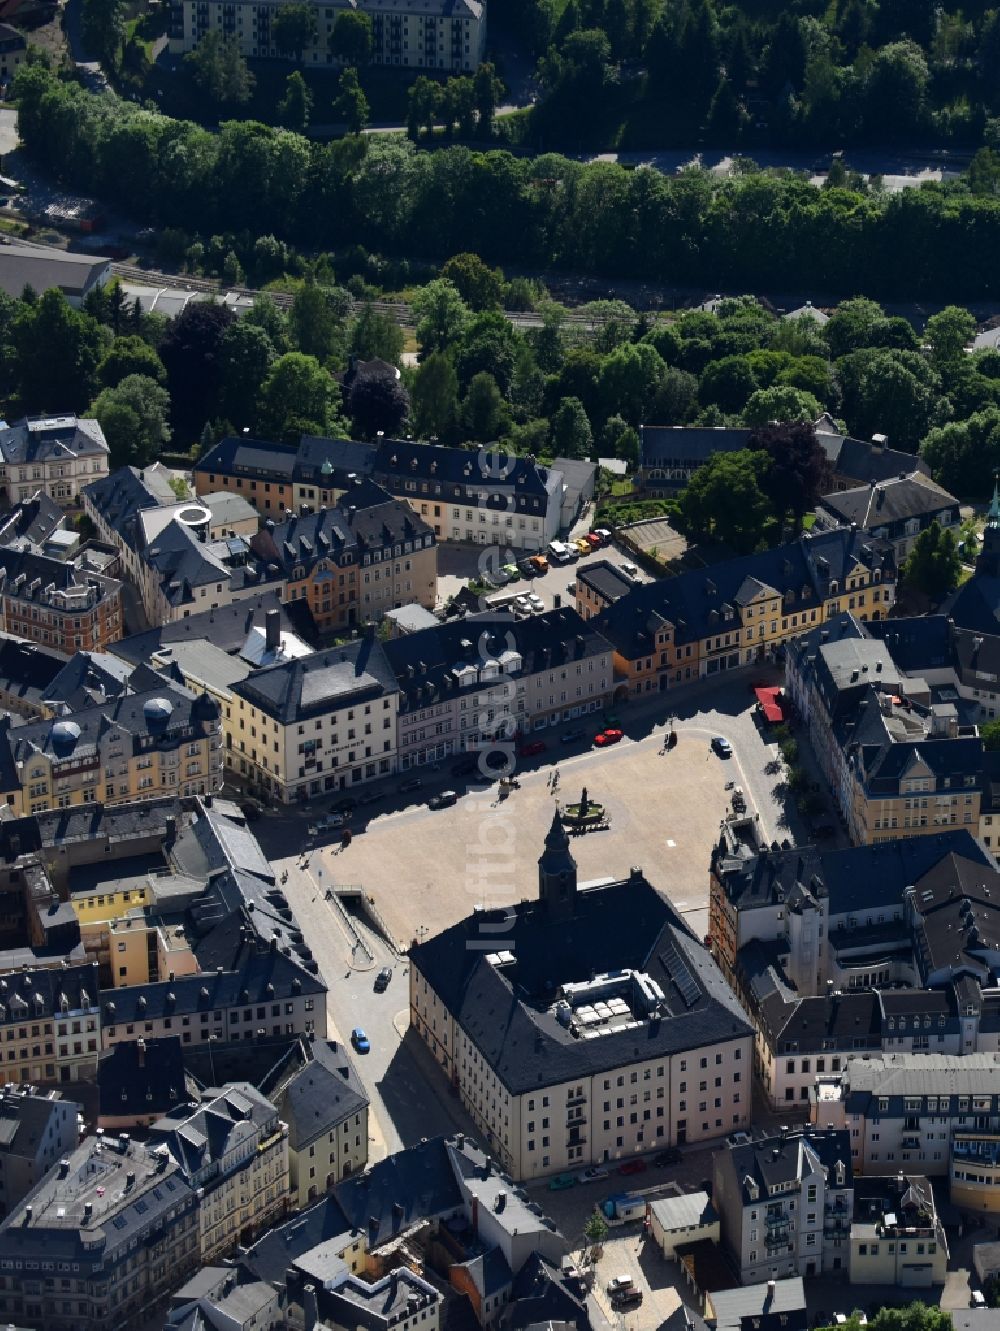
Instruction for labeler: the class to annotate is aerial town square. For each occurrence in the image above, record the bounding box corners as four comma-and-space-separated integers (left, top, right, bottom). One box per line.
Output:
0, 1, 998, 1329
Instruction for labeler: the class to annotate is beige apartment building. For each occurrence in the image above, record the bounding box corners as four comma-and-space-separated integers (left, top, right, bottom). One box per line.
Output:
0, 685, 223, 817
229, 633, 399, 802
167, 0, 486, 72
0, 416, 109, 506
410, 818, 752, 1181
0, 962, 100, 1087
150, 1084, 289, 1262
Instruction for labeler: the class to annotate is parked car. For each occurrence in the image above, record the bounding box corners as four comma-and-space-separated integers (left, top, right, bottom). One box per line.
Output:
607, 1277, 634, 1296
548, 1172, 577, 1191
621, 562, 639, 577
727, 1131, 751, 1147
514, 595, 531, 614
519, 740, 547, 757
612, 1290, 643, 1310
428, 790, 458, 810
617, 1159, 647, 1176
374, 966, 393, 992
359, 790, 383, 805
452, 757, 479, 777
594, 728, 624, 747
351, 1028, 371, 1053
529, 555, 548, 574
561, 728, 585, 744
574, 538, 592, 555
586, 532, 603, 549
711, 736, 733, 758
518, 559, 537, 578
579, 1165, 609, 1182
502, 563, 521, 582
654, 1147, 682, 1166
333, 796, 358, 814
731, 787, 746, 812
527, 594, 545, 612
595, 528, 612, 543
308, 812, 344, 835
399, 777, 423, 793
239, 800, 264, 822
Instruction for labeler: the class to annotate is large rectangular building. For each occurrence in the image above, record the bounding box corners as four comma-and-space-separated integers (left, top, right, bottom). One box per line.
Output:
410, 815, 753, 1181
168, 0, 486, 73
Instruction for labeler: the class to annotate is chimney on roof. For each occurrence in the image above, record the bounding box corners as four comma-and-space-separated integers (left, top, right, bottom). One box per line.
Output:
137, 1038, 145, 1068
265, 608, 281, 654
872, 433, 888, 453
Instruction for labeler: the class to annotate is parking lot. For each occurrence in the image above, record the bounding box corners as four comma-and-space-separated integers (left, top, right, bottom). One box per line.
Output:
436, 538, 652, 615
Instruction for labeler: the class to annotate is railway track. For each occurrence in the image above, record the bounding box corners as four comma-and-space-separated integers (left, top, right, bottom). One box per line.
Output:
111, 262, 616, 330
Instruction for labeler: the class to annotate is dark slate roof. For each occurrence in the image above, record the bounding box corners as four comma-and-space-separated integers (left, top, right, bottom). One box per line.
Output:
640, 426, 751, 470
97, 1036, 195, 1119
0, 635, 68, 710
232, 634, 398, 724
149, 1084, 279, 1180
242, 1135, 463, 1287
113, 592, 317, 663
196, 435, 299, 483
41, 650, 134, 714
3, 680, 219, 773
411, 872, 751, 1096
384, 607, 611, 716
909, 853, 1000, 980
576, 561, 633, 606
0, 416, 108, 466
0, 491, 64, 548
946, 573, 1000, 638
83, 465, 175, 546
726, 1129, 853, 1201
0, 962, 98, 1029
816, 426, 931, 486
0, 544, 120, 608
708, 1279, 807, 1331
757, 990, 882, 1053
594, 528, 892, 659
502, 1253, 588, 1331
251, 479, 433, 577
0, 1089, 77, 1164
295, 435, 378, 487
818, 474, 958, 532
264, 1037, 368, 1151
371, 440, 558, 515
868, 615, 954, 673
101, 944, 323, 1027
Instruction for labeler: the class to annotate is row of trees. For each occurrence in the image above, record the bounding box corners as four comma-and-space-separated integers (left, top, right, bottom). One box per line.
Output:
14, 67, 1000, 300
516, 0, 1000, 148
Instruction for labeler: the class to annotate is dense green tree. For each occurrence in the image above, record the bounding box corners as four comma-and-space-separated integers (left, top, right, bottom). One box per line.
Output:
824, 297, 887, 360
705, 78, 746, 140
82, 0, 125, 67
90, 374, 171, 468
279, 71, 313, 132
837, 348, 942, 449
289, 280, 347, 363
749, 420, 832, 529
453, 311, 521, 394
761, 12, 807, 96
743, 386, 822, 426
902, 520, 962, 600
925, 306, 977, 366
349, 304, 403, 365
408, 77, 441, 139
273, 2, 318, 59
412, 279, 470, 357
330, 10, 372, 63
651, 366, 699, 424
185, 30, 254, 103
158, 301, 234, 437
551, 395, 593, 458
14, 289, 110, 413
462, 371, 508, 441
258, 352, 341, 441
440, 76, 476, 137
412, 352, 459, 438
601, 413, 640, 465
218, 321, 276, 427
440, 253, 505, 310
97, 335, 166, 389
699, 355, 758, 413
981, 717, 1000, 752
597, 341, 666, 424
473, 61, 502, 135
865, 40, 930, 135
333, 66, 369, 133
347, 363, 409, 438
678, 449, 771, 554
920, 408, 1000, 496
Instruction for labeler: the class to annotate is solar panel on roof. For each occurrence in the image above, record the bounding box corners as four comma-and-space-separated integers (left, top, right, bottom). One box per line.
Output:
659, 939, 700, 1008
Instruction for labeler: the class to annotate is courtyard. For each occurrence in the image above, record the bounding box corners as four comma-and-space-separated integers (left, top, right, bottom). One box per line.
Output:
312, 728, 744, 950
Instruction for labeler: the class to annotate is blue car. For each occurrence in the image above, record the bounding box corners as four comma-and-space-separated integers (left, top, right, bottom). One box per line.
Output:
351, 1027, 371, 1054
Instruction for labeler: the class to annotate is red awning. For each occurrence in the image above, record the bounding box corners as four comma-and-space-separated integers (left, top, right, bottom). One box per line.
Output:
754, 685, 787, 724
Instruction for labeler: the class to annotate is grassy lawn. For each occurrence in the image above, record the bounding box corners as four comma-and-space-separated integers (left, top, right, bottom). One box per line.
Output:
610, 477, 635, 496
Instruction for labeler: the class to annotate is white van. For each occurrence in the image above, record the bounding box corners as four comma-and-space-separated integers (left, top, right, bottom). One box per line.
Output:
548, 541, 577, 564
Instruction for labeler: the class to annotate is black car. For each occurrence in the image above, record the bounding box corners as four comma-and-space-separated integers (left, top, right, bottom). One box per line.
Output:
428, 790, 458, 810
359, 790, 383, 805
239, 800, 263, 821
654, 1147, 682, 1166
561, 728, 585, 744
374, 966, 393, 992
333, 796, 358, 814
452, 757, 479, 777
399, 777, 423, 793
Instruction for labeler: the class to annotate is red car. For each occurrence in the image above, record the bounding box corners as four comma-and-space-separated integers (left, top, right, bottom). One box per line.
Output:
585, 532, 603, 549
594, 728, 624, 747
519, 740, 547, 757
617, 1159, 648, 1176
